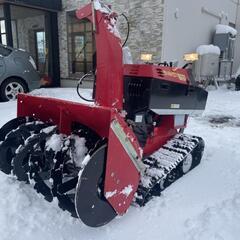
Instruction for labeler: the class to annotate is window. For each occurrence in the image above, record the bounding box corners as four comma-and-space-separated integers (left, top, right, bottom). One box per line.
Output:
0, 20, 7, 45
67, 11, 95, 75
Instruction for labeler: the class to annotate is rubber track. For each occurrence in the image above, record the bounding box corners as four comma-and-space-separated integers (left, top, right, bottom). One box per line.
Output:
134, 134, 203, 207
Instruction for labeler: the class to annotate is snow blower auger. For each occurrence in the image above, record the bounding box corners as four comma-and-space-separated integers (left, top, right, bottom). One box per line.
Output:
0, 0, 208, 227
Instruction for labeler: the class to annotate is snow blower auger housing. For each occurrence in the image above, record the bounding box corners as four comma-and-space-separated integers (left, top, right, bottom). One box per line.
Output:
0, 1, 208, 228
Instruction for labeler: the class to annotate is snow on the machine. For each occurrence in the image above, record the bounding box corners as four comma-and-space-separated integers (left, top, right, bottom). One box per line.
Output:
93, 0, 121, 39
46, 134, 64, 153
93, 0, 111, 14
71, 135, 88, 168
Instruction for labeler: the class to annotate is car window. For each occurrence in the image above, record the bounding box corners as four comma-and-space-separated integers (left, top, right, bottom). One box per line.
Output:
0, 45, 12, 57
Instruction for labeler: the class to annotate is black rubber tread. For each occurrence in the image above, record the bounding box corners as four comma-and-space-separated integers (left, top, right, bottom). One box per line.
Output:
0, 117, 34, 142
51, 144, 79, 217
161, 138, 204, 190
12, 126, 57, 201
0, 121, 47, 174
135, 134, 205, 207
50, 126, 103, 218
51, 138, 104, 218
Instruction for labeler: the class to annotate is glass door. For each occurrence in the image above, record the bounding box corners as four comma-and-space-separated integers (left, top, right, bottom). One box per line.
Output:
35, 30, 46, 73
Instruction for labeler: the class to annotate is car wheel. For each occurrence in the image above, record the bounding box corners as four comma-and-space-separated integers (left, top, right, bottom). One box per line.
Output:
0, 78, 28, 102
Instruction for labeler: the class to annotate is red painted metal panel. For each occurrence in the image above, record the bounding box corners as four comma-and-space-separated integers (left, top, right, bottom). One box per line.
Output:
76, 3, 92, 21
124, 64, 189, 85
143, 116, 178, 156
104, 112, 141, 215
17, 94, 111, 137
76, 4, 124, 110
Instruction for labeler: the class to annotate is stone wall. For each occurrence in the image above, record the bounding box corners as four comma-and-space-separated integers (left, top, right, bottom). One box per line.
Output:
58, 0, 165, 81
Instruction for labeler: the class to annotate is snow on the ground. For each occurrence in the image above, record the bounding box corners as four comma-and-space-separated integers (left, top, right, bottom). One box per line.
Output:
0, 87, 240, 240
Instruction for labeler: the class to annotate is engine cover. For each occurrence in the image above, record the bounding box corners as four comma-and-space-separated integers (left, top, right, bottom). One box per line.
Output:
124, 64, 208, 119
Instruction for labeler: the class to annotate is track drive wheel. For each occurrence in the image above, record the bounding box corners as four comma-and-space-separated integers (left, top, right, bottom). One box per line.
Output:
75, 144, 117, 227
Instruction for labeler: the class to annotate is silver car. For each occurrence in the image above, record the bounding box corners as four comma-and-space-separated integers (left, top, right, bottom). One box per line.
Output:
0, 44, 40, 101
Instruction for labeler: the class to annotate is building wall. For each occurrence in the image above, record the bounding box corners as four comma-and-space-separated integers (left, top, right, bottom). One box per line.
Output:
58, 0, 165, 85
162, 0, 238, 67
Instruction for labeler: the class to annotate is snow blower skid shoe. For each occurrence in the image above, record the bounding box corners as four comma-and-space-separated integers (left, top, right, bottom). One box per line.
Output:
0, 1, 208, 228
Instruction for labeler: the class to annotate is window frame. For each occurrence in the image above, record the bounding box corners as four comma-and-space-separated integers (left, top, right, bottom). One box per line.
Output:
67, 11, 95, 76
0, 18, 7, 45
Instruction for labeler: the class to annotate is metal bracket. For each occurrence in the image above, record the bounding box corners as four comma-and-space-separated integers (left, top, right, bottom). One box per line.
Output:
111, 119, 146, 173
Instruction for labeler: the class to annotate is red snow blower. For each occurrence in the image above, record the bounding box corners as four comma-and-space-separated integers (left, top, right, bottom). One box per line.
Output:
0, 1, 208, 227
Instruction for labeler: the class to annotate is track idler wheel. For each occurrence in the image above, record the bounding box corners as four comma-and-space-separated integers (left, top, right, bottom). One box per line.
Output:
164, 137, 205, 189
75, 144, 117, 227
180, 136, 205, 175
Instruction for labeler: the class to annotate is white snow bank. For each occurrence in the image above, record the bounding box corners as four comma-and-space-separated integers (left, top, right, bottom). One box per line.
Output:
186, 194, 240, 240
216, 24, 237, 37
196, 45, 221, 56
